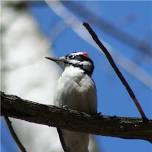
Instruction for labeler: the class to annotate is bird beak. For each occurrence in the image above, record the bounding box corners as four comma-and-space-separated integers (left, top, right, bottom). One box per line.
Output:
45, 56, 67, 65
45, 56, 60, 62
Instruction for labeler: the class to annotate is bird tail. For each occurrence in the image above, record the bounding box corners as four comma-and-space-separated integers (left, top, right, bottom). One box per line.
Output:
57, 128, 70, 152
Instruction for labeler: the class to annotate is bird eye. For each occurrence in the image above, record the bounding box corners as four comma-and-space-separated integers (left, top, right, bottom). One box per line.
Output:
68, 55, 75, 59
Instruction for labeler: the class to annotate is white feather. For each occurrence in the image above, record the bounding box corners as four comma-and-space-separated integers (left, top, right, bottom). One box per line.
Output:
54, 65, 97, 152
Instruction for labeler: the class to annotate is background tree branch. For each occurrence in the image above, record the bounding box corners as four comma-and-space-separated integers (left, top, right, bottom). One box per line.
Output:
83, 22, 147, 121
62, 1, 152, 57
4, 116, 27, 152
1, 91, 152, 142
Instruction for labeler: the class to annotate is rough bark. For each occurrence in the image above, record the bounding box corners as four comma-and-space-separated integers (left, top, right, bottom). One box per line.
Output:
1, 91, 152, 142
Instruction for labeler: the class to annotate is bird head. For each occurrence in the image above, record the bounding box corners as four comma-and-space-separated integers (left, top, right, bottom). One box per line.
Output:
45, 51, 94, 75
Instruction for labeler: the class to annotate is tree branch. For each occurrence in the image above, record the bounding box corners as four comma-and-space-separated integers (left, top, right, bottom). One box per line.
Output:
62, 1, 152, 57
83, 22, 148, 121
4, 116, 27, 152
1, 91, 152, 142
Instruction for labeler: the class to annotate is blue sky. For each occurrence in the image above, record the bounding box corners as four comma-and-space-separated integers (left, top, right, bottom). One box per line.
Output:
1, 1, 152, 152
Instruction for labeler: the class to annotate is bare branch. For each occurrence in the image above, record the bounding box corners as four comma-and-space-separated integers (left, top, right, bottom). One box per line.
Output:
45, 1, 152, 90
1, 91, 152, 142
62, 1, 152, 57
83, 22, 148, 121
4, 116, 27, 152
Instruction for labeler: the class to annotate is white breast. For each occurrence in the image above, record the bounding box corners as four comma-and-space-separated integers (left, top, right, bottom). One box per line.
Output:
54, 66, 97, 114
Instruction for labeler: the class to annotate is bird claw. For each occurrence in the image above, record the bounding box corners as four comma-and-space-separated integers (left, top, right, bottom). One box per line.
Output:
91, 112, 102, 117
96, 112, 102, 116
62, 105, 69, 110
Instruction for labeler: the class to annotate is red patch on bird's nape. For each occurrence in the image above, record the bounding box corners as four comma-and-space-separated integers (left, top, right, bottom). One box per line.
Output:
81, 52, 89, 57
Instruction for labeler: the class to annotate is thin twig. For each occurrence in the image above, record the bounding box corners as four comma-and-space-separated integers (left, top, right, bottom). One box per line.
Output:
46, 1, 152, 90
1, 91, 152, 142
83, 22, 148, 121
62, 1, 152, 57
4, 116, 27, 152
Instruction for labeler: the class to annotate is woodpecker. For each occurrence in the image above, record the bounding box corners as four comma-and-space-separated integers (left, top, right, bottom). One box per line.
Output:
45, 52, 97, 152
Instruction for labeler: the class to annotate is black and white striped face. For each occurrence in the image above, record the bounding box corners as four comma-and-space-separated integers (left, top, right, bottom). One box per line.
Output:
45, 52, 94, 75
64, 52, 94, 75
